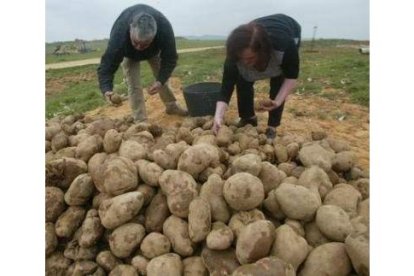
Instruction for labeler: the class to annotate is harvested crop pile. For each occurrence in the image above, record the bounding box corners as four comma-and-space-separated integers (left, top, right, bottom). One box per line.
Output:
45, 114, 369, 275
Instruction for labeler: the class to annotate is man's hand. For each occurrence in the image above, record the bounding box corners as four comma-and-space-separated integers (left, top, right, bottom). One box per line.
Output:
148, 81, 162, 95
104, 91, 114, 105
212, 101, 228, 135
212, 116, 223, 135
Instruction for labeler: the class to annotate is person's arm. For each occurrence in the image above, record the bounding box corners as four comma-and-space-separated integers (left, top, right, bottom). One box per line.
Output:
157, 20, 178, 86
213, 59, 238, 134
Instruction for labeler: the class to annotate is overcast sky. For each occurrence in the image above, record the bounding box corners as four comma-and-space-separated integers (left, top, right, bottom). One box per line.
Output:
46, 0, 369, 42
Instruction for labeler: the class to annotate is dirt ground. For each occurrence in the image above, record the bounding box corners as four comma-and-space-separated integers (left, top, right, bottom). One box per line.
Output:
86, 77, 369, 172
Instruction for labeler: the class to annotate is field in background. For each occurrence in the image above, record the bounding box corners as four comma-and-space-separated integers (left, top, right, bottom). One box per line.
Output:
45, 39, 369, 119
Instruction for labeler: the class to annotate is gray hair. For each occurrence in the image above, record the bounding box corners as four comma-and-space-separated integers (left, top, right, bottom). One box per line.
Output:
130, 12, 157, 41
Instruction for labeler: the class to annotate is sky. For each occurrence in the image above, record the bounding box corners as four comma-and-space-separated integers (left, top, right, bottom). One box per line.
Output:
46, 0, 369, 42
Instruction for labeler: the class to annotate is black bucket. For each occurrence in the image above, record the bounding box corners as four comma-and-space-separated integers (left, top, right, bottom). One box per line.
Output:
183, 82, 222, 117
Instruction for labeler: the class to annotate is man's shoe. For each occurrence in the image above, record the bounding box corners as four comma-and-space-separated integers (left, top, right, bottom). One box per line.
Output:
236, 116, 258, 128
265, 127, 277, 140
166, 102, 188, 116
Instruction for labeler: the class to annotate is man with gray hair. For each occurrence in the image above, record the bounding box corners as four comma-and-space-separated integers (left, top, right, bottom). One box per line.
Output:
98, 4, 187, 122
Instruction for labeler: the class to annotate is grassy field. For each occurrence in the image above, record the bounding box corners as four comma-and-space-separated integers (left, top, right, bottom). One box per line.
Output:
45, 39, 369, 119
45, 38, 225, 64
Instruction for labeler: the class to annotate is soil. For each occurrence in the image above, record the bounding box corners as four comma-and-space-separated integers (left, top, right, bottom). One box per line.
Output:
86, 77, 369, 172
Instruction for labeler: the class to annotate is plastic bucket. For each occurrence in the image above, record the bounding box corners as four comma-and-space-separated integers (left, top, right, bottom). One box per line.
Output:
183, 82, 222, 117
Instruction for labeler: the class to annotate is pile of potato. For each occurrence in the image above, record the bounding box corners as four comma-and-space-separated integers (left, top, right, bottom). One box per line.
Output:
46, 114, 369, 276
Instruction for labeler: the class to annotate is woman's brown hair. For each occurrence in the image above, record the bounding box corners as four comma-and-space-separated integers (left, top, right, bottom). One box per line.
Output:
226, 22, 272, 68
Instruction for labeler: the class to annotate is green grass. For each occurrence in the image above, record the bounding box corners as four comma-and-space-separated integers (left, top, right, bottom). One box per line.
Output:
45, 38, 224, 64
45, 39, 369, 119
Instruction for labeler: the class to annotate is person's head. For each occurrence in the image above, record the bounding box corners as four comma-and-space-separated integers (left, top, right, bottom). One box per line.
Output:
226, 22, 271, 69
130, 12, 157, 51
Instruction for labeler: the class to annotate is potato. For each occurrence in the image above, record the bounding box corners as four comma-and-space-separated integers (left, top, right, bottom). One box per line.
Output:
216, 125, 233, 147
274, 144, 289, 163
46, 223, 58, 256
297, 165, 333, 199
315, 205, 353, 242
332, 151, 356, 172
79, 209, 104, 247
178, 144, 220, 179
51, 132, 68, 153
55, 206, 86, 238
326, 137, 351, 153
323, 184, 362, 217
109, 223, 145, 258
159, 170, 198, 218
193, 134, 217, 146
87, 152, 108, 193
46, 252, 72, 276
286, 142, 300, 161
176, 127, 194, 145
275, 183, 321, 221
69, 132, 91, 147
147, 253, 183, 276
345, 230, 369, 276
183, 256, 208, 276
145, 192, 170, 233
291, 166, 305, 179
258, 162, 284, 194
188, 197, 211, 243
64, 234, 98, 261
109, 264, 138, 276
54, 147, 76, 160
69, 261, 99, 275
119, 140, 147, 161
201, 247, 240, 275
140, 232, 171, 259
232, 256, 296, 276
351, 178, 369, 199
277, 162, 296, 176
270, 224, 309, 270
223, 172, 264, 211
75, 134, 103, 162
206, 222, 234, 250
99, 191, 145, 229
236, 220, 275, 264
152, 149, 176, 169
228, 209, 266, 239
261, 144, 275, 163
64, 173, 95, 206
358, 198, 369, 224
299, 242, 352, 276
283, 176, 298, 184
298, 143, 335, 171
163, 215, 195, 257
199, 174, 230, 223
96, 250, 122, 272
46, 124, 62, 141
263, 189, 285, 220
84, 118, 116, 137
92, 192, 111, 210
136, 159, 163, 187
46, 157, 88, 189
98, 156, 139, 196
103, 129, 122, 153
231, 153, 262, 176
131, 255, 148, 275
284, 219, 305, 237
46, 186, 66, 222
227, 142, 241, 155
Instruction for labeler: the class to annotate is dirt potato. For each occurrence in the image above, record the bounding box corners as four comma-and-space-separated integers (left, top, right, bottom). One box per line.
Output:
232, 256, 296, 276
46, 252, 72, 276
298, 143, 335, 171
199, 174, 230, 223
55, 206, 86, 238
297, 165, 333, 199
236, 220, 275, 264
147, 253, 183, 276
228, 209, 266, 239
323, 183, 362, 217
183, 256, 208, 276
263, 189, 286, 220
46, 157, 88, 189
96, 250, 121, 272
136, 159, 163, 187
46, 124, 62, 141
201, 247, 239, 276
92, 192, 111, 210
109, 264, 138, 276
230, 153, 262, 177
103, 129, 122, 153
131, 255, 148, 275
140, 232, 171, 259
46, 186, 66, 222
64, 173, 95, 206
99, 191, 144, 229
145, 192, 170, 232
223, 172, 264, 211
163, 215, 195, 257
46, 223, 58, 256
216, 125, 233, 147
275, 183, 321, 221
345, 230, 369, 276
258, 162, 284, 194
274, 144, 289, 163
227, 142, 241, 155
270, 224, 309, 270
75, 134, 103, 162
119, 140, 147, 161
177, 144, 220, 179
188, 197, 211, 243
99, 156, 138, 196
108, 223, 145, 258
277, 162, 296, 176
299, 242, 352, 276
85, 118, 115, 137
315, 205, 354, 242
51, 132, 69, 153
206, 221, 234, 250
79, 209, 104, 247
326, 137, 351, 153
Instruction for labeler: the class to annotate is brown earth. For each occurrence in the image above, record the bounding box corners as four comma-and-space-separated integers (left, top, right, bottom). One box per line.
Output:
86, 77, 369, 172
